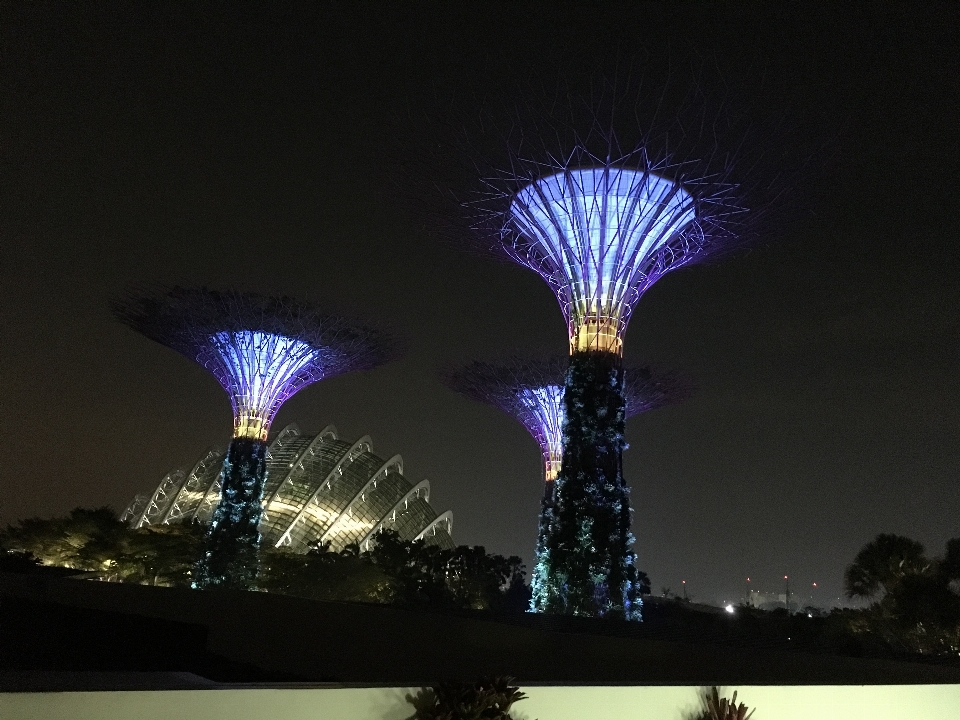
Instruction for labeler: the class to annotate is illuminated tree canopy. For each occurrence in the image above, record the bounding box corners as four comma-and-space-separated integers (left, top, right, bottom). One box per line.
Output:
509, 167, 698, 353
112, 287, 402, 440
443, 356, 689, 482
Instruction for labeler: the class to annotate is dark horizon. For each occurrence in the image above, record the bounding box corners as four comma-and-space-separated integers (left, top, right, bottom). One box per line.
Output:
2, 3, 958, 608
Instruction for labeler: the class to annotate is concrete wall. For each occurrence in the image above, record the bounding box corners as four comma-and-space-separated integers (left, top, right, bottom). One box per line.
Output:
3, 684, 960, 720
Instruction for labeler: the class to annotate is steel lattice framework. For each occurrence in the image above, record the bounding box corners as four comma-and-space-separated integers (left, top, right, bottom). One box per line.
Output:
111, 287, 402, 441
122, 424, 455, 553
474, 149, 744, 354
461, 78, 761, 352
443, 356, 688, 483
448, 75, 778, 618
509, 167, 698, 353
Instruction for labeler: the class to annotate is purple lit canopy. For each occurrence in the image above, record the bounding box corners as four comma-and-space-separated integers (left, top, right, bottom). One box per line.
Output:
443, 357, 689, 482
112, 288, 401, 441
507, 166, 699, 354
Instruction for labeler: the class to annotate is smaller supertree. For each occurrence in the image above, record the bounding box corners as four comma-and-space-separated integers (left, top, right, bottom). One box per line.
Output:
442, 356, 688, 614
112, 287, 400, 589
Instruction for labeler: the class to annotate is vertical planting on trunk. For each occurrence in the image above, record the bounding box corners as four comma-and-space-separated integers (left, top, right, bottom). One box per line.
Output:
194, 438, 268, 589
541, 351, 640, 618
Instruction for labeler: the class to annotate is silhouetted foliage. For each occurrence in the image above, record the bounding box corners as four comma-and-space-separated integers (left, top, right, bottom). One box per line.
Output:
406, 676, 529, 720
261, 530, 528, 611
3, 511, 527, 611
838, 533, 960, 655
688, 687, 754, 720
0, 550, 42, 573
844, 534, 929, 599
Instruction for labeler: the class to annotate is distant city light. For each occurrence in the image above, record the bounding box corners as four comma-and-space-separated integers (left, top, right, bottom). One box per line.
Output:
725, 604, 735, 614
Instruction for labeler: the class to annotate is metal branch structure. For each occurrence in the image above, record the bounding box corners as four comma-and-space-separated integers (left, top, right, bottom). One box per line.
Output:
508, 167, 700, 354
443, 356, 687, 484
457, 77, 771, 619
121, 424, 454, 554
111, 287, 402, 589
442, 356, 689, 614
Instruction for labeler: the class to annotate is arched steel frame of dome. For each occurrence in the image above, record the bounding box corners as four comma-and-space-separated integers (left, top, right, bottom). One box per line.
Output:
121, 424, 454, 553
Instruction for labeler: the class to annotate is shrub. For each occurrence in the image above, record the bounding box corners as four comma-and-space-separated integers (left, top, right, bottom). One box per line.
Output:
406, 676, 529, 720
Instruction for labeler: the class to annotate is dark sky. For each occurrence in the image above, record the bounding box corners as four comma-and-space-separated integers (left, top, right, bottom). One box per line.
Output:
2, 3, 958, 608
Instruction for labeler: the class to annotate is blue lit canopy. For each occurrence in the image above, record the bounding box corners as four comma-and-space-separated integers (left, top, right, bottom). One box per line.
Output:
518, 385, 565, 482
443, 357, 687, 483
112, 288, 401, 442
202, 331, 342, 440
509, 166, 698, 353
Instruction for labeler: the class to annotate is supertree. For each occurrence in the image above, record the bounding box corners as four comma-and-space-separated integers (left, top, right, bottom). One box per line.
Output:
454, 76, 784, 618
442, 356, 689, 614
111, 287, 401, 589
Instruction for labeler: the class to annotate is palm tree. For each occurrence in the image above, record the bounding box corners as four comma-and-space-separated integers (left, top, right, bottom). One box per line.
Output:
844, 533, 929, 599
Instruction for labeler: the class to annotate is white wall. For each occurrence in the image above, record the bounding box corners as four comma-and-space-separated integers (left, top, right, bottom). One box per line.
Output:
3, 684, 960, 720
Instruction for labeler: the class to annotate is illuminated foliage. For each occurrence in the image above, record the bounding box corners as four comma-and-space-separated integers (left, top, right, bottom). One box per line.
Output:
1, 512, 522, 611
0, 507, 127, 570
192, 437, 267, 589
540, 351, 640, 618
0, 508, 203, 585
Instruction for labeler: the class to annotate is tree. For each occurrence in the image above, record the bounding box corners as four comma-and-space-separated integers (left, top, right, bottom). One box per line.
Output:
844, 533, 929, 599
841, 534, 960, 655
259, 546, 394, 603
0, 507, 126, 570
0, 508, 203, 585
407, 677, 528, 720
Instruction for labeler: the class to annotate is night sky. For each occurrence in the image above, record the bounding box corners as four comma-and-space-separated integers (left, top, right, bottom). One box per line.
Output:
2, 3, 958, 608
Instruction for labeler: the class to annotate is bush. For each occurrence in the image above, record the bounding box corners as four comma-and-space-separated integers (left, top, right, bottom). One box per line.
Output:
406, 676, 529, 720
693, 687, 753, 720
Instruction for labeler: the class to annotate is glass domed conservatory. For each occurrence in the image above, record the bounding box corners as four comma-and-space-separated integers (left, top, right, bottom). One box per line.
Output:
122, 424, 454, 552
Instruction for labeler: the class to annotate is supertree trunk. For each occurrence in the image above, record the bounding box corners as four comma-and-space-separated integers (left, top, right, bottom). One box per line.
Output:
194, 437, 268, 589
541, 351, 639, 618
529, 479, 555, 612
